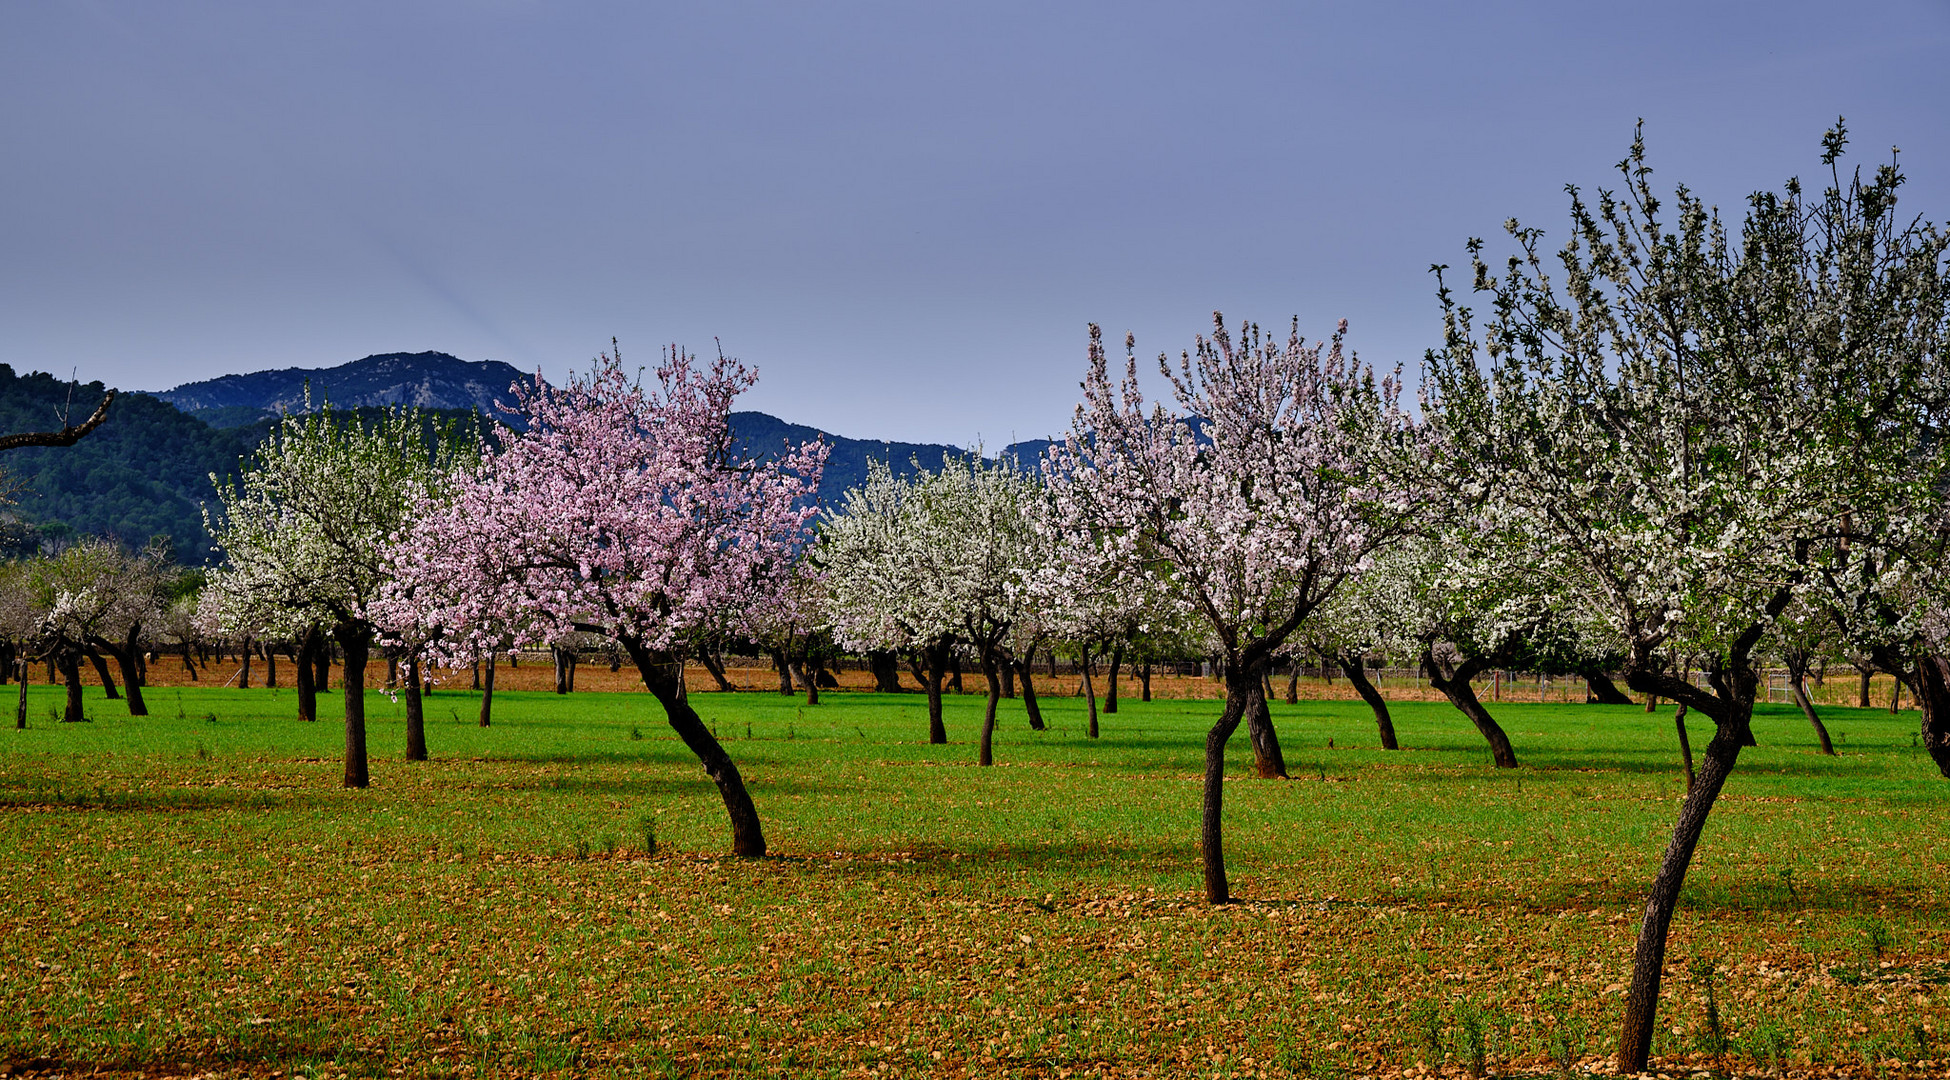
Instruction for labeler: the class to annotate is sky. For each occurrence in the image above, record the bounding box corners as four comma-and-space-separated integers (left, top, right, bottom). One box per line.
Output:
3, 1, 1946, 446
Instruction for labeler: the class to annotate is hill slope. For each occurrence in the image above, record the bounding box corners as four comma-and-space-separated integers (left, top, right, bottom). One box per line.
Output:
154, 352, 535, 426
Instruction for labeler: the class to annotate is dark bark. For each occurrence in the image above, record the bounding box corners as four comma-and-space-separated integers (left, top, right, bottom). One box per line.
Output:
1139, 661, 1151, 702
264, 647, 277, 689
237, 638, 251, 689
1617, 703, 1749, 1072
1891, 677, 1901, 714
1423, 649, 1519, 768
977, 647, 1002, 767
770, 648, 793, 696
312, 644, 330, 691
1339, 653, 1396, 750
1081, 647, 1099, 739
403, 652, 428, 762
478, 653, 496, 727
1856, 665, 1873, 708
621, 635, 766, 857
336, 626, 370, 789
295, 628, 318, 723
795, 660, 819, 705
1784, 663, 1835, 755
471, 660, 480, 690
1674, 704, 1695, 792
1015, 653, 1044, 729
1246, 665, 1286, 777
696, 649, 736, 692
0, 389, 114, 451
180, 641, 198, 681
1000, 659, 1014, 698
554, 647, 574, 694
1105, 644, 1121, 714
1584, 672, 1634, 705
15, 659, 27, 728
1912, 656, 1950, 778
87, 648, 120, 699
922, 640, 949, 744
1202, 670, 1259, 904
58, 651, 85, 722
867, 650, 903, 693
1285, 661, 1300, 705
948, 652, 964, 694
385, 653, 397, 690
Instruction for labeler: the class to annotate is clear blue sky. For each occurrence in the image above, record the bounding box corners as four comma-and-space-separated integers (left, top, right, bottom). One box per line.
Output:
4, 1, 1945, 444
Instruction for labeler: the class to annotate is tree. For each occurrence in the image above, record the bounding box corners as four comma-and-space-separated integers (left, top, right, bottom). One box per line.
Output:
1045, 316, 1408, 904
204, 394, 456, 786
384, 345, 824, 857
1420, 122, 1949, 1073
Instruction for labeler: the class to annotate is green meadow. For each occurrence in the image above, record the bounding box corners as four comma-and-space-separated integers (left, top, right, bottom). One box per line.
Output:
2, 685, 1944, 1078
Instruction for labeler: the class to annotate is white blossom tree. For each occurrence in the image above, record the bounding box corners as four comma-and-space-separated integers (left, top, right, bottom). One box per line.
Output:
1045, 315, 1411, 904
1420, 121, 1949, 1072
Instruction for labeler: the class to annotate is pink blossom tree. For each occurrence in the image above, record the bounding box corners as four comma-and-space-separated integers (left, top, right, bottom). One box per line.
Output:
384, 345, 824, 857
1044, 316, 1411, 904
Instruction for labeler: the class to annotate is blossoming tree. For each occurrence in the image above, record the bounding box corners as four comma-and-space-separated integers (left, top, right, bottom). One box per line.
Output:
1421, 122, 1950, 1072
1045, 316, 1410, 904
384, 346, 824, 857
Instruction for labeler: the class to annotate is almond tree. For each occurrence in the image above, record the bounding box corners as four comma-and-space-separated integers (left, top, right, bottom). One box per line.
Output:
383, 346, 824, 857
204, 397, 455, 786
1421, 122, 1949, 1072
1045, 316, 1409, 904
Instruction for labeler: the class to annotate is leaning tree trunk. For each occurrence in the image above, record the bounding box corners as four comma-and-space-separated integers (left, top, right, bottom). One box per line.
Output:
478, 652, 496, 727
1202, 668, 1260, 904
1015, 654, 1044, 730
923, 641, 949, 744
1080, 647, 1099, 739
86, 649, 120, 700
770, 648, 793, 696
1913, 655, 1950, 778
1585, 671, 1634, 705
795, 659, 819, 705
403, 652, 428, 762
1616, 698, 1750, 1073
1285, 661, 1300, 705
977, 647, 1003, 767
1339, 654, 1396, 750
695, 649, 736, 692
1424, 650, 1519, 768
1105, 644, 1121, 714
1789, 675, 1835, 755
337, 627, 371, 789
1674, 704, 1695, 792
14, 660, 27, 729
1247, 688, 1286, 777
622, 635, 766, 857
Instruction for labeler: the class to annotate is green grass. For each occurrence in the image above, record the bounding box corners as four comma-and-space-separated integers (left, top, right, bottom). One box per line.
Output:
2, 684, 1945, 1077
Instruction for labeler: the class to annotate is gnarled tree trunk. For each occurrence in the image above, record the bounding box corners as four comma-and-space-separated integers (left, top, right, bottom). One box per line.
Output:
1584, 671, 1634, 705
336, 626, 371, 789
1337, 652, 1396, 750
1912, 656, 1950, 778
1014, 654, 1043, 729
1245, 665, 1287, 777
1423, 648, 1518, 768
87, 649, 119, 700
867, 650, 903, 693
1202, 668, 1260, 904
695, 649, 736, 692
621, 634, 765, 857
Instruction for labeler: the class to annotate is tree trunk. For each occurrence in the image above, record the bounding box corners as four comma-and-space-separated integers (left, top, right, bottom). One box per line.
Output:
1675, 704, 1695, 792
1202, 669, 1259, 904
404, 651, 428, 762
923, 641, 948, 744
1285, 661, 1300, 705
553, 647, 572, 694
337, 627, 370, 789
1341, 654, 1396, 750
978, 647, 1001, 766
1081, 646, 1099, 739
1000, 658, 1014, 699
237, 638, 251, 690
1105, 644, 1122, 714
796, 660, 819, 705
313, 644, 330, 692
183, 642, 201, 681
385, 652, 397, 690
1616, 706, 1749, 1073
1246, 667, 1287, 777
868, 650, 902, 693
1911, 655, 1950, 778
1789, 675, 1835, 755
1015, 654, 1044, 729
771, 648, 793, 696
1585, 671, 1634, 705
105, 627, 148, 716
478, 652, 496, 727
14, 659, 27, 729
948, 652, 964, 694
622, 636, 766, 857
87, 649, 120, 700
59, 651, 85, 722
1891, 677, 1901, 714
264, 647, 277, 689
696, 649, 736, 692
1423, 649, 1518, 768
1857, 665, 1873, 708
1140, 661, 1151, 702
295, 629, 318, 723
471, 660, 480, 690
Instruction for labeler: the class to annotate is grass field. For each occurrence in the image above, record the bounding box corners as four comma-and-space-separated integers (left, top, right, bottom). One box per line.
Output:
1, 683, 1944, 1078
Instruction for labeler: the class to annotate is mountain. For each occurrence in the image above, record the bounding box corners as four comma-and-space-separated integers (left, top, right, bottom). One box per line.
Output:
153, 351, 535, 426
0, 353, 1060, 563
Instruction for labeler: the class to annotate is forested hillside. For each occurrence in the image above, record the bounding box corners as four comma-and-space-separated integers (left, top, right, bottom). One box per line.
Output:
0, 364, 1050, 562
